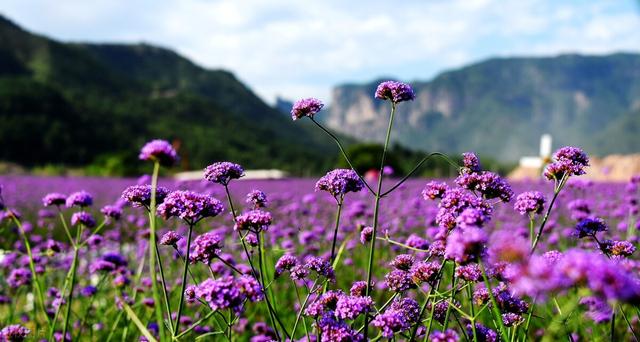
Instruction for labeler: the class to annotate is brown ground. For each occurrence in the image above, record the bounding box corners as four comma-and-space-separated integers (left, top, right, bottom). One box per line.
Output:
509, 154, 640, 182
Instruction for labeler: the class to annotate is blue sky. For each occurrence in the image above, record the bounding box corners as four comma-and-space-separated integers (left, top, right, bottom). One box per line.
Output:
3, 0, 639, 103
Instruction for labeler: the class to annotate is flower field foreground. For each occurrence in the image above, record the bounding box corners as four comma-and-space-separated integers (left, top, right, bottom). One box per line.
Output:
1, 81, 639, 341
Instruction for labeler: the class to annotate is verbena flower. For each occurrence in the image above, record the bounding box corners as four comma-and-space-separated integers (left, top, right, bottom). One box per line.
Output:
190, 232, 224, 264
410, 261, 441, 284
159, 231, 182, 246
246, 190, 268, 208
315, 169, 364, 199
335, 295, 373, 320
194, 275, 263, 315
429, 329, 460, 342
372, 297, 420, 338
445, 227, 487, 265
121, 185, 170, 208
42, 193, 67, 207
291, 98, 324, 120
374, 81, 416, 103
157, 190, 224, 223
7, 268, 31, 288
65, 191, 93, 208
100, 205, 122, 220
462, 152, 482, 173
514, 191, 546, 215
139, 139, 178, 166
204, 162, 244, 185
0, 324, 31, 342
317, 313, 364, 341
234, 210, 272, 232
422, 181, 449, 200
274, 254, 299, 277
575, 217, 607, 238
71, 211, 96, 228
544, 146, 589, 180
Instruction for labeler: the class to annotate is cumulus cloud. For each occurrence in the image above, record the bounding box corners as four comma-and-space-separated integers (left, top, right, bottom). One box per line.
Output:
3, 0, 639, 103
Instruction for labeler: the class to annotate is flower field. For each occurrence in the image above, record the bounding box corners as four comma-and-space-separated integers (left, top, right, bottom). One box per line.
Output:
1, 81, 639, 341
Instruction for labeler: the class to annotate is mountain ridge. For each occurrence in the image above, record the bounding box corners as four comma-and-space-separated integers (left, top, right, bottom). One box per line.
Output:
326, 53, 640, 161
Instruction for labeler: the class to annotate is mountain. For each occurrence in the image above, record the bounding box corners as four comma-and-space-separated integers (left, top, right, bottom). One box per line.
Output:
326, 54, 640, 161
0, 14, 337, 175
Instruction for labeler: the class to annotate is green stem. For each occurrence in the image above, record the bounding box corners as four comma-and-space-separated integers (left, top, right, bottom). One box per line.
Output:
174, 224, 194, 332
329, 196, 344, 265
468, 284, 478, 342
310, 118, 376, 195
363, 102, 396, 339
173, 310, 216, 340
531, 175, 567, 254
9, 213, 51, 328
149, 161, 166, 341
381, 152, 460, 197
442, 264, 458, 329
479, 260, 509, 341
290, 280, 316, 340
61, 247, 79, 340
155, 242, 173, 335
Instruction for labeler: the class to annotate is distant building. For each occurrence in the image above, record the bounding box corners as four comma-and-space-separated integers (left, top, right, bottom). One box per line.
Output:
174, 169, 289, 181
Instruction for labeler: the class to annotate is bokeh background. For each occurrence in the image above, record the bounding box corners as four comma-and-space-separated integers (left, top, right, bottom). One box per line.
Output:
0, 0, 639, 178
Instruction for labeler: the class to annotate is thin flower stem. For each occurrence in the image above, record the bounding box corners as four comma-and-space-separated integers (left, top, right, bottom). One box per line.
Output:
173, 224, 194, 333
530, 174, 568, 254
58, 211, 77, 248
8, 213, 51, 328
442, 264, 458, 329
149, 160, 167, 341
155, 242, 173, 335
381, 152, 461, 197
310, 118, 376, 196
619, 306, 639, 341
468, 284, 478, 342
363, 102, 396, 339
290, 279, 317, 339
479, 260, 509, 341
329, 196, 344, 265
174, 310, 216, 340
410, 259, 447, 341
215, 256, 243, 275
61, 246, 79, 340
376, 234, 429, 253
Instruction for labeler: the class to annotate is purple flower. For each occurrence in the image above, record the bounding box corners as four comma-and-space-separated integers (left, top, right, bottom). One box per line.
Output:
291, 98, 324, 120
121, 185, 170, 208
544, 146, 589, 180
0, 324, 30, 341
315, 169, 364, 199
139, 139, 178, 166
430, 329, 460, 342
390, 254, 415, 271
422, 181, 449, 200
410, 261, 441, 284
513, 191, 546, 215
445, 227, 487, 265
455, 171, 513, 202
42, 193, 67, 207
467, 323, 497, 342
385, 269, 415, 292
372, 297, 419, 338
195, 276, 248, 314
609, 240, 636, 257
455, 208, 487, 229
190, 232, 224, 264
335, 295, 373, 320
7, 268, 31, 288
317, 313, 364, 342
65, 190, 93, 208
157, 190, 224, 223
246, 190, 268, 208
204, 162, 244, 185
71, 211, 96, 228
575, 217, 607, 238
159, 231, 182, 246
90, 260, 116, 274
101, 205, 122, 220
462, 152, 481, 173
234, 210, 272, 232
274, 254, 299, 277
580, 296, 613, 323
305, 256, 335, 280
360, 226, 373, 244
374, 81, 416, 103
350, 281, 368, 297
236, 275, 264, 302
80, 286, 98, 297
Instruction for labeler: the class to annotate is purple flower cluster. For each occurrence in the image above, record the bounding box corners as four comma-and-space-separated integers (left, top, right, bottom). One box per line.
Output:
204, 162, 244, 185
246, 190, 267, 208
462, 152, 482, 173
291, 98, 324, 120
234, 210, 272, 232
157, 190, 224, 223
71, 211, 96, 228
66, 190, 93, 207
374, 81, 416, 103
42, 193, 66, 207
455, 171, 513, 202
445, 227, 487, 265
430, 329, 460, 342
0, 324, 30, 341
371, 297, 420, 338
422, 181, 448, 200
189, 232, 224, 264
121, 185, 170, 208
575, 217, 607, 238
139, 139, 178, 166
315, 169, 364, 199
513, 191, 546, 215
194, 275, 263, 314
434, 188, 492, 230
544, 146, 589, 180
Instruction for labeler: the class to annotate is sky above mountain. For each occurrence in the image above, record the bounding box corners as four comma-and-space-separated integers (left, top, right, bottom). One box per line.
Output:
3, 0, 639, 104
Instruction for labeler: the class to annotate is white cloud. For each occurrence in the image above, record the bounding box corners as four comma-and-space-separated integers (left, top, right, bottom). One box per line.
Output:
2, 0, 639, 103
